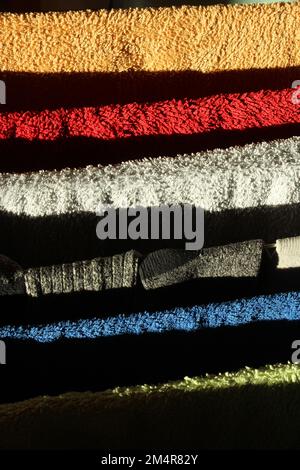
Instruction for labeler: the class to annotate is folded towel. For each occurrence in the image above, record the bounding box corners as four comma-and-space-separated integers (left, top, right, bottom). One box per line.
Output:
1, 290, 300, 342
1, 136, 299, 217
0, 88, 298, 142
1, 362, 300, 449
140, 240, 263, 289
0, 4, 298, 73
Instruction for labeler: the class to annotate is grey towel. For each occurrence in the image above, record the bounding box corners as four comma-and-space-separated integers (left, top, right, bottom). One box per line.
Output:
0, 250, 140, 297
0, 240, 264, 295
140, 240, 263, 289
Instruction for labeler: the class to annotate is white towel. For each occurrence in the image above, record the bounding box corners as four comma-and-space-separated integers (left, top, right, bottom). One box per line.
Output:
0, 136, 299, 217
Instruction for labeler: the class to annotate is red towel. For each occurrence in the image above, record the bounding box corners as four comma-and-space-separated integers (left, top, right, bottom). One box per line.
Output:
0, 88, 298, 142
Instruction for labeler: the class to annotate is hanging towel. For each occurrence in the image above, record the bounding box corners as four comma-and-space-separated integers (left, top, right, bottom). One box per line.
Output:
0, 4, 298, 73
0, 88, 298, 142
0, 363, 300, 449
0, 136, 299, 217
140, 240, 263, 289
1, 290, 300, 342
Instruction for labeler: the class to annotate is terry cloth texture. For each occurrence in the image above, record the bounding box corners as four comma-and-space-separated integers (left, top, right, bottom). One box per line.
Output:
0, 250, 140, 297
1, 290, 300, 342
1, 136, 299, 217
0, 4, 299, 73
140, 240, 263, 289
1, 363, 300, 449
0, 88, 298, 141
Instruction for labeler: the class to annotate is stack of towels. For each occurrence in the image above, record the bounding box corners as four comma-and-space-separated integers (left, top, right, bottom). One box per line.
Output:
0, 2, 300, 449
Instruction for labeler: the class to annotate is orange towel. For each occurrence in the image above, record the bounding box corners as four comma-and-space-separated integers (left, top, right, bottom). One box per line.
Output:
0, 3, 299, 73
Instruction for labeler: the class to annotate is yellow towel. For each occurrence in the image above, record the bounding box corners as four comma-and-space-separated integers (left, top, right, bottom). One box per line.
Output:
0, 3, 299, 73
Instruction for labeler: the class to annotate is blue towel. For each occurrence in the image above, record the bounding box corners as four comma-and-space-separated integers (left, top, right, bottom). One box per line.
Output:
0, 291, 299, 343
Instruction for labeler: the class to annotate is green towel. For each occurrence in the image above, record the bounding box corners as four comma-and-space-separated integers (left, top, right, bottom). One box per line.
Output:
1, 363, 300, 449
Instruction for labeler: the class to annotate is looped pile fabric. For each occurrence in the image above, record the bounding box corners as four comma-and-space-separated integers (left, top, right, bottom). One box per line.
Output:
0, 1, 300, 449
